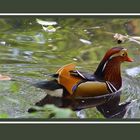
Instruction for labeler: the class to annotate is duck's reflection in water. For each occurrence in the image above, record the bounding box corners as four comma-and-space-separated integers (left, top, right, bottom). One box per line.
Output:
28, 91, 131, 118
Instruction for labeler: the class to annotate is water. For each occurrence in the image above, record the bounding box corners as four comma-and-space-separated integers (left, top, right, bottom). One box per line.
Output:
0, 17, 139, 118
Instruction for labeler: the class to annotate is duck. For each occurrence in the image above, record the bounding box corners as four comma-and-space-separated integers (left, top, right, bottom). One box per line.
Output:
29, 46, 133, 118
33, 46, 133, 99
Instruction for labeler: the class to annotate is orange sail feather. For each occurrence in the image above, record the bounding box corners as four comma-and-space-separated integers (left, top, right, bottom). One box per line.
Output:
56, 63, 82, 94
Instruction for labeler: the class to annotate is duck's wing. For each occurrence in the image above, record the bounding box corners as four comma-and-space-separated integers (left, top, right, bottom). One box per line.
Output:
73, 81, 109, 97
73, 80, 119, 97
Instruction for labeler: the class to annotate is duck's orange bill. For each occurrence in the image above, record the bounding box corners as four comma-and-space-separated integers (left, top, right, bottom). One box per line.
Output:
126, 56, 134, 62
56, 63, 82, 95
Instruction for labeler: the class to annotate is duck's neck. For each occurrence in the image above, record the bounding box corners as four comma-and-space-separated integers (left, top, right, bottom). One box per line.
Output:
104, 60, 122, 89
95, 59, 122, 90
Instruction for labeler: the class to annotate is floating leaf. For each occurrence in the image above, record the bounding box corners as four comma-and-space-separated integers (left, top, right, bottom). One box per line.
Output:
36, 19, 57, 26
42, 25, 56, 33
0, 41, 6, 46
79, 38, 92, 45
0, 75, 11, 81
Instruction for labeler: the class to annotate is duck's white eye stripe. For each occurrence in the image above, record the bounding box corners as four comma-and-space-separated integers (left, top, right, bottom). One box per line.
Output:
122, 48, 127, 51
109, 53, 119, 60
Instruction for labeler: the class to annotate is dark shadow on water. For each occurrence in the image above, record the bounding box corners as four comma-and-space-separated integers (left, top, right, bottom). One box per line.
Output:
96, 93, 131, 118
28, 91, 131, 119
35, 95, 107, 110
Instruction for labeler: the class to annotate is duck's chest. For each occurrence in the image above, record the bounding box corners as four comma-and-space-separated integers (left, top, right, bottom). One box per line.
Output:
103, 63, 122, 90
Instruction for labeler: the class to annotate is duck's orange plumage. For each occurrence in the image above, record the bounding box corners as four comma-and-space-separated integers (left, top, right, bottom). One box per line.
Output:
34, 47, 133, 98
56, 63, 82, 94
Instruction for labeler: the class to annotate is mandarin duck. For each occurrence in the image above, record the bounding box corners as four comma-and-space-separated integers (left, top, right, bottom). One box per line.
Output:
30, 47, 133, 118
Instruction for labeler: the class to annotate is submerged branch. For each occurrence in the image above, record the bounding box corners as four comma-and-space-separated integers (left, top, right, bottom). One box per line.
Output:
113, 33, 140, 45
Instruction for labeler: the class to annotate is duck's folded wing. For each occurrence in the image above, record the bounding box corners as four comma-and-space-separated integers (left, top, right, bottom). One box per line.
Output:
73, 81, 118, 97
73, 81, 109, 97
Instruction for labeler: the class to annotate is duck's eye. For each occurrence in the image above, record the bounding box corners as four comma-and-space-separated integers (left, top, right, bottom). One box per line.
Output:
121, 52, 127, 57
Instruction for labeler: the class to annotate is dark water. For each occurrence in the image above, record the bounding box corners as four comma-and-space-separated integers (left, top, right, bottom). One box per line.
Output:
0, 17, 140, 118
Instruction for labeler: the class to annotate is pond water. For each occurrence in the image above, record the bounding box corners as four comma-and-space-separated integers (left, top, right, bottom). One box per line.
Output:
0, 17, 140, 119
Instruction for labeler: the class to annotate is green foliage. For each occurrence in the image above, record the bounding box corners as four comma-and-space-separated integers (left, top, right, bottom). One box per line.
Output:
10, 82, 21, 93
0, 113, 9, 118
27, 105, 77, 118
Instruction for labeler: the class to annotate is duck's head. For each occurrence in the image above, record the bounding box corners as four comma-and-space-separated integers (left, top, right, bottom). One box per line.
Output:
94, 47, 133, 89
102, 47, 133, 63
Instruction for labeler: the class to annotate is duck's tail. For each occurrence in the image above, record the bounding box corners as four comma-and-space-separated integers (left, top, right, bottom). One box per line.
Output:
33, 80, 62, 90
